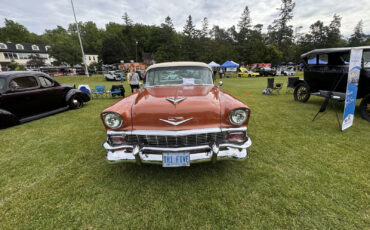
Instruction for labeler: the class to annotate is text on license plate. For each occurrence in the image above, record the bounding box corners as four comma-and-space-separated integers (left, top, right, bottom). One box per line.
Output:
162, 152, 190, 167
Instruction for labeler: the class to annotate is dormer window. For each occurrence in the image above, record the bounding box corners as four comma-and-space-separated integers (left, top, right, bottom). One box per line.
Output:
0, 43, 7, 49
16, 44, 24, 50
32, 45, 39, 51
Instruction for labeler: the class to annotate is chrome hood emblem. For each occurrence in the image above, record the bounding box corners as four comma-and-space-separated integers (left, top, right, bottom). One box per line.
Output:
166, 97, 186, 105
159, 117, 193, 126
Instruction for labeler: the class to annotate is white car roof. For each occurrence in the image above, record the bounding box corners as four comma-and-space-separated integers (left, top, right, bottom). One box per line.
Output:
146, 61, 212, 71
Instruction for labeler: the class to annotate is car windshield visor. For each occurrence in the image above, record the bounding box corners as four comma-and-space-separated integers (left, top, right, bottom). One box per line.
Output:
145, 66, 213, 87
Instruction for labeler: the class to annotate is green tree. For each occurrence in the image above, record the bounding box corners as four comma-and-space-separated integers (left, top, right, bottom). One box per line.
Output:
200, 17, 209, 38
68, 21, 103, 54
326, 14, 343, 47
237, 6, 252, 40
183, 15, 196, 38
100, 35, 126, 64
268, 0, 295, 61
162, 16, 174, 30
348, 20, 366, 46
122, 12, 133, 26
0, 19, 41, 43
26, 54, 45, 67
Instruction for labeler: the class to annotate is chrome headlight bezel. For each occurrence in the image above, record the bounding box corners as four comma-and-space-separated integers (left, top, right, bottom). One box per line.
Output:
229, 108, 248, 126
102, 112, 123, 129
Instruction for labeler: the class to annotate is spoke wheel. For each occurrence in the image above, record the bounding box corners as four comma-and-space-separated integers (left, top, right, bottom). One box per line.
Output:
294, 83, 311, 102
360, 95, 370, 121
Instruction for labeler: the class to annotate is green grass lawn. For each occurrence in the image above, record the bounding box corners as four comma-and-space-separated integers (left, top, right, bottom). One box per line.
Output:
0, 73, 369, 229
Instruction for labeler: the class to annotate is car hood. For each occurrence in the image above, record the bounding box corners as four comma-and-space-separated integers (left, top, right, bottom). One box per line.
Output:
132, 85, 220, 130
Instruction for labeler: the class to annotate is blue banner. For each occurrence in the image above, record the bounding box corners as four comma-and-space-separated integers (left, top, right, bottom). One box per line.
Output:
342, 49, 362, 131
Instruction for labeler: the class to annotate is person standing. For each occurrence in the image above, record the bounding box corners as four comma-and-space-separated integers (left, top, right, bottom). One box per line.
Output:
219, 68, 224, 79
129, 69, 140, 93
142, 69, 147, 83
212, 69, 217, 81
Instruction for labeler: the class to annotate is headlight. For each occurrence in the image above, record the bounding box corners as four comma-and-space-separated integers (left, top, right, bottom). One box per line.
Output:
102, 112, 123, 129
229, 109, 248, 126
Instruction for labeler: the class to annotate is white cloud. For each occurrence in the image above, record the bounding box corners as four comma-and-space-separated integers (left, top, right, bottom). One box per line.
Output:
0, 0, 369, 36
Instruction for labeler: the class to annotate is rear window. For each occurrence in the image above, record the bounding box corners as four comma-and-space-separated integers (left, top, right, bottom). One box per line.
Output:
307, 54, 316, 64
38, 76, 54, 87
318, 54, 328, 64
363, 51, 370, 68
9, 76, 38, 90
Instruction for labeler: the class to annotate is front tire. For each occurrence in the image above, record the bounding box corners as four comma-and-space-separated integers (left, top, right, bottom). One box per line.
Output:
69, 95, 83, 109
360, 95, 370, 121
294, 83, 311, 102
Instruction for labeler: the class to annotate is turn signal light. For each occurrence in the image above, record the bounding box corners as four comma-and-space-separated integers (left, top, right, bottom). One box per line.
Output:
110, 136, 125, 145
228, 132, 246, 143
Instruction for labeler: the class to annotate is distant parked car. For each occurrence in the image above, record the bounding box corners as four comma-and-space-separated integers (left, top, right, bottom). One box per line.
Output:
0, 71, 90, 128
104, 71, 126, 81
282, 66, 296, 76
238, 67, 260, 77
255, 67, 276, 76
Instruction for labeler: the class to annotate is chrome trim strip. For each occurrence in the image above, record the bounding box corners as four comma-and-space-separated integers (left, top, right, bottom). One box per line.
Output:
221, 127, 247, 132
166, 97, 186, 104
103, 139, 251, 152
159, 118, 193, 126
220, 138, 252, 149
141, 145, 211, 152
107, 127, 247, 136
103, 143, 133, 150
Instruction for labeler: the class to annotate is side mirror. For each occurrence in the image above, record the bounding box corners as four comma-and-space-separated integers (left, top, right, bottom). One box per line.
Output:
218, 81, 223, 86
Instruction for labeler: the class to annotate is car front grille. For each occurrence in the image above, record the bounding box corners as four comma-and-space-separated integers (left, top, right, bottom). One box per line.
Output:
124, 132, 226, 148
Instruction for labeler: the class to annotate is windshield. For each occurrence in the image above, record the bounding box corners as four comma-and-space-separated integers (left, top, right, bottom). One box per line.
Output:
145, 66, 213, 87
0, 77, 4, 91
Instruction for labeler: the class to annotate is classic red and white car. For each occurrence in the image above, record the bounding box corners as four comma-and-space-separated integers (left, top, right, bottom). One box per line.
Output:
101, 62, 252, 167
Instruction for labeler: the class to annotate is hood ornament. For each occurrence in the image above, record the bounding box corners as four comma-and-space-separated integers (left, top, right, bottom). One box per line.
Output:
160, 117, 192, 126
166, 97, 186, 105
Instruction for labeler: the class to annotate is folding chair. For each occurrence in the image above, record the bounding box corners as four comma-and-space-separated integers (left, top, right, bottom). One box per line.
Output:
267, 78, 283, 94
108, 85, 125, 97
286, 77, 299, 93
91, 85, 106, 98
78, 84, 91, 95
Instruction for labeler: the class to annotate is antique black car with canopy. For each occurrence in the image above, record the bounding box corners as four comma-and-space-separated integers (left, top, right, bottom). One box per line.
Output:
294, 46, 370, 121
0, 71, 90, 128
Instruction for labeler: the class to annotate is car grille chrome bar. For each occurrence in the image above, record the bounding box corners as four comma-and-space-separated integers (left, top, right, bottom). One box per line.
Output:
124, 132, 226, 148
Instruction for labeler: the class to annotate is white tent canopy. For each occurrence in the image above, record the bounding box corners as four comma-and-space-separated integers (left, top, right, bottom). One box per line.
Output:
208, 61, 220, 67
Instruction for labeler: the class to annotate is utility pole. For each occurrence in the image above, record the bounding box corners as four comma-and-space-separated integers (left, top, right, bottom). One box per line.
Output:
135, 40, 138, 63
71, 0, 89, 77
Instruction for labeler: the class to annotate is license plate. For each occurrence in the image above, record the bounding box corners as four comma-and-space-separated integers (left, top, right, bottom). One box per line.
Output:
162, 152, 190, 167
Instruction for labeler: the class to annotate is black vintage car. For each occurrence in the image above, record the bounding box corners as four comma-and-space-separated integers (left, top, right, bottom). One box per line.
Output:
0, 71, 90, 128
255, 67, 276, 76
294, 46, 370, 121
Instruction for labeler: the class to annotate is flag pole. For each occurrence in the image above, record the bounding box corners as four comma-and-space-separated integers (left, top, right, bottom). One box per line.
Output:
71, 0, 89, 77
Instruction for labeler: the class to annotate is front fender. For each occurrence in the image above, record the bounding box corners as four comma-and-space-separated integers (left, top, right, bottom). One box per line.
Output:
0, 109, 20, 128
65, 89, 91, 102
293, 79, 309, 88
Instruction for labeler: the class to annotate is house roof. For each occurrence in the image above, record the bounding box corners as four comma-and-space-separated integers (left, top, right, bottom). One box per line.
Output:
0, 42, 48, 53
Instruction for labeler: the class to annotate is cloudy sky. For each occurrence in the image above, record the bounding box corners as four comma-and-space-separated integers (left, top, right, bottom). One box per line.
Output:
0, 0, 369, 37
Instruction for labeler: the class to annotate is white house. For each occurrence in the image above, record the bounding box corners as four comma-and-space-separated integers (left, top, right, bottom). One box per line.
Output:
0, 42, 56, 70
84, 54, 99, 67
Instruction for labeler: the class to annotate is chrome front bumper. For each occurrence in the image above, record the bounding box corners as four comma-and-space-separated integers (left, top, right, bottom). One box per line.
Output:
103, 127, 252, 165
